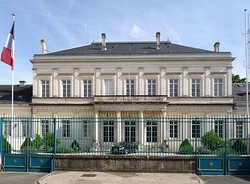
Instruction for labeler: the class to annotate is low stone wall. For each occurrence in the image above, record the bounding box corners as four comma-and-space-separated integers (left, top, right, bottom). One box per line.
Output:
55, 155, 196, 173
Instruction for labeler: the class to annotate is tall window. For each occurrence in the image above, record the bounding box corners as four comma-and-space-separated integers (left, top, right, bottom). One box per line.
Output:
192, 120, 200, 138
22, 120, 30, 137
214, 119, 223, 138
126, 79, 135, 96
146, 120, 158, 142
192, 79, 200, 97
169, 79, 178, 97
236, 120, 243, 138
42, 80, 50, 97
148, 79, 156, 96
41, 120, 49, 136
214, 79, 223, 97
104, 80, 114, 95
124, 120, 136, 142
103, 121, 114, 142
4, 120, 11, 136
83, 80, 92, 97
62, 80, 71, 97
62, 120, 70, 137
83, 120, 92, 138
170, 120, 178, 138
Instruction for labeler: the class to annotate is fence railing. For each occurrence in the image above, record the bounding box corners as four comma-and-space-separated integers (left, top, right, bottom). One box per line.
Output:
0, 116, 249, 156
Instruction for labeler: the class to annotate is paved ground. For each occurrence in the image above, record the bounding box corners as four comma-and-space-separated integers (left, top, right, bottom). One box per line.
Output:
199, 176, 250, 184
0, 172, 47, 184
37, 171, 204, 184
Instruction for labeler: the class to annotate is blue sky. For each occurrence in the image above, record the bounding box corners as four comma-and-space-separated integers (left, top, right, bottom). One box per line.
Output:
0, 0, 249, 84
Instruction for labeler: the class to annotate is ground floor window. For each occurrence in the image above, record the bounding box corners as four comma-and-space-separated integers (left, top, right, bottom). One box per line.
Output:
192, 119, 200, 138
103, 120, 114, 142
146, 120, 158, 142
124, 120, 136, 142
170, 120, 178, 138
62, 120, 70, 138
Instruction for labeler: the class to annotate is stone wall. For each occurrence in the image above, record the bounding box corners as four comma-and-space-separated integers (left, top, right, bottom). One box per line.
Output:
55, 155, 196, 173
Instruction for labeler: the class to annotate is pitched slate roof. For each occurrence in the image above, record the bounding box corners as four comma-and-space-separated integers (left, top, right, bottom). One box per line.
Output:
0, 84, 32, 104
41, 41, 215, 56
232, 83, 250, 104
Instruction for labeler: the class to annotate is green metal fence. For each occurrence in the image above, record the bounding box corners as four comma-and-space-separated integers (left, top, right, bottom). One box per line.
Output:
0, 115, 249, 156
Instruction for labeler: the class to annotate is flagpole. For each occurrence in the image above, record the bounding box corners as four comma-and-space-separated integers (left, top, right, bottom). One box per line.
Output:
11, 14, 15, 118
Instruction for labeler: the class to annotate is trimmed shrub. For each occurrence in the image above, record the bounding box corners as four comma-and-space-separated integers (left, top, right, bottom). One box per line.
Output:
232, 139, 247, 153
42, 132, 60, 152
32, 134, 43, 151
21, 137, 36, 153
179, 139, 193, 154
2, 136, 11, 153
201, 130, 225, 151
70, 140, 81, 152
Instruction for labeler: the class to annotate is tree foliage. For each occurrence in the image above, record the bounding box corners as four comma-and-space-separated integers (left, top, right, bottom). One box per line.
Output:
232, 74, 246, 83
201, 130, 225, 151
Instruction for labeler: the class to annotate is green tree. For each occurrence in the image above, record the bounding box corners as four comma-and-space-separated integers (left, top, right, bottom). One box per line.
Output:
2, 136, 11, 153
32, 134, 43, 150
42, 132, 60, 152
232, 74, 246, 83
201, 130, 225, 151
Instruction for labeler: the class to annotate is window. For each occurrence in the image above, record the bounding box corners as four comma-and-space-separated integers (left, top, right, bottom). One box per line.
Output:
62, 80, 71, 97
236, 120, 243, 138
41, 80, 50, 97
103, 121, 114, 142
4, 120, 11, 136
83, 120, 92, 138
192, 120, 200, 138
62, 120, 70, 137
146, 120, 158, 142
41, 120, 49, 136
104, 80, 114, 95
170, 120, 178, 138
148, 79, 156, 95
192, 79, 200, 97
214, 79, 223, 97
124, 120, 136, 142
22, 120, 30, 137
169, 79, 178, 97
83, 80, 92, 97
214, 119, 223, 138
126, 79, 135, 96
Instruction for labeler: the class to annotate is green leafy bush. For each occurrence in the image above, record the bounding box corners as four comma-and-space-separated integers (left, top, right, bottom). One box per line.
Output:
42, 132, 60, 152
32, 134, 43, 151
201, 130, 225, 151
2, 136, 11, 153
21, 137, 36, 153
70, 140, 81, 152
232, 139, 247, 153
179, 139, 193, 154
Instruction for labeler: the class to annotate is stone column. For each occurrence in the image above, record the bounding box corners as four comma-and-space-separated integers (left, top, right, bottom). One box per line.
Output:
95, 68, 101, 95
116, 68, 122, 95
160, 68, 166, 95
32, 69, 38, 97
116, 111, 122, 142
205, 67, 211, 96
227, 66, 233, 96
53, 69, 58, 97
182, 67, 188, 96
138, 68, 144, 95
139, 111, 144, 151
73, 68, 79, 97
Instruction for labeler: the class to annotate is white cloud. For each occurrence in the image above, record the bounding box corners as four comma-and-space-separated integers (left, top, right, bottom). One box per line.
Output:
129, 24, 146, 39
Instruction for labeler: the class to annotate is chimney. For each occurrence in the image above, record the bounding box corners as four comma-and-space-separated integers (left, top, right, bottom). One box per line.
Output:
214, 42, 220, 52
19, 80, 26, 87
156, 32, 161, 50
101, 33, 107, 51
41, 39, 46, 54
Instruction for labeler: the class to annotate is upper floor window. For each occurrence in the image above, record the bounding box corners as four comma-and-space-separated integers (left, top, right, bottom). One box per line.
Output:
62, 80, 71, 97
214, 79, 223, 97
148, 79, 156, 96
83, 80, 92, 97
192, 79, 200, 97
41, 80, 50, 97
169, 79, 178, 97
104, 79, 114, 95
126, 79, 135, 96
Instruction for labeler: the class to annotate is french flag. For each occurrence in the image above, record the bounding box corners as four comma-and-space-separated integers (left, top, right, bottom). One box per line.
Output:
1, 21, 15, 70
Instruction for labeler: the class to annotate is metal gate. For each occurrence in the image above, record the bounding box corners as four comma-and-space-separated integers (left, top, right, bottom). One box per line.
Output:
0, 118, 54, 172
196, 116, 250, 175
